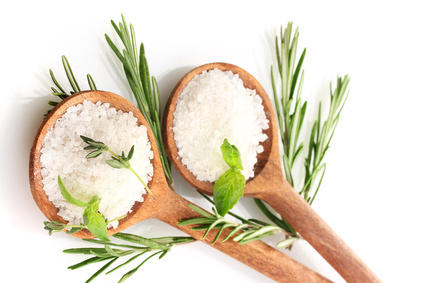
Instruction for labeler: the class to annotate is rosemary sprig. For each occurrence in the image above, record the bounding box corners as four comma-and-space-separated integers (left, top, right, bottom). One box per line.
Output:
253, 22, 350, 244
80, 135, 154, 198
271, 22, 307, 189
105, 14, 174, 187
64, 232, 194, 282
179, 192, 299, 247
301, 75, 350, 204
47, 55, 96, 113
270, 22, 350, 204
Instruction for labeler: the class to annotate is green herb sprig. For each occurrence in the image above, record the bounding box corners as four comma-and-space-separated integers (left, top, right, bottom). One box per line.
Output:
252, 22, 350, 244
179, 193, 298, 248
301, 75, 350, 204
64, 232, 194, 283
270, 22, 350, 203
47, 55, 96, 113
105, 14, 174, 187
44, 176, 126, 241
80, 135, 154, 199
213, 139, 246, 216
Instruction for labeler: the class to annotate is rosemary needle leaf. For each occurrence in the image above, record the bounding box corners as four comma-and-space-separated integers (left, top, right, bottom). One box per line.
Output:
113, 233, 168, 250
119, 251, 163, 283
105, 244, 121, 257
67, 256, 112, 270
178, 217, 214, 226
86, 257, 118, 283
277, 237, 300, 249
63, 248, 111, 255
242, 226, 281, 241
83, 239, 143, 249
149, 236, 194, 244
106, 252, 146, 275
186, 203, 215, 219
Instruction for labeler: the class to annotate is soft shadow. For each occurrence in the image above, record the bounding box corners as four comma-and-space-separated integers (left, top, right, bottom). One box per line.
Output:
156, 65, 195, 115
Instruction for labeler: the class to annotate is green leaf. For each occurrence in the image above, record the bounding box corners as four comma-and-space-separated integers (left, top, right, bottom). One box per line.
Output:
86, 149, 104, 159
86, 257, 118, 283
66, 227, 83, 234
220, 138, 243, 170
83, 196, 110, 242
186, 203, 215, 219
80, 135, 107, 149
106, 159, 125, 169
113, 232, 168, 250
127, 145, 134, 160
213, 168, 245, 216
277, 237, 300, 249
58, 175, 88, 208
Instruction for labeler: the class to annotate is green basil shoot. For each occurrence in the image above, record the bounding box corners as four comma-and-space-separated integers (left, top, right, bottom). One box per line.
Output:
43, 176, 125, 242
213, 139, 246, 216
80, 135, 154, 199
83, 196, 109, 242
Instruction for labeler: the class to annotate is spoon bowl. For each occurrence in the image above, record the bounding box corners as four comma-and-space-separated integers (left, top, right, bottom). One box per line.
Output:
29, 90, 329, 282
29, 90, 169, 239
163, 62, 380, 282
163, 62, 275, 196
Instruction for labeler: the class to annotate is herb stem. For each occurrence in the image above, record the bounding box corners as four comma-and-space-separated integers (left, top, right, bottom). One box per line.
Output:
128, 167, 155, 199
107, 148, 154, 199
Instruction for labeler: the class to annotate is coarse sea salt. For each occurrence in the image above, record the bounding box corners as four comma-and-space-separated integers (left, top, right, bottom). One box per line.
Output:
173, 68, 269, 182
40, 100, 154, 229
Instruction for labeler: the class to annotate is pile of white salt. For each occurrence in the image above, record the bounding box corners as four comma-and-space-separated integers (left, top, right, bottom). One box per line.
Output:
40, 100, 153, 228
173, 68, 269, 182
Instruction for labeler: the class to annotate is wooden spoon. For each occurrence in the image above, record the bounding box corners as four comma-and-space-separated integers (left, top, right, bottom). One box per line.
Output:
29, 90, 329, 282
162, 62, 380, 283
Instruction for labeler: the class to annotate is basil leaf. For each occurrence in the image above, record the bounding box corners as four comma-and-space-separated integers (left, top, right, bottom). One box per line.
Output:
221, 138, 243, 170
213, 168, 245, 216
58, 175, 88, 208
83, 196, 110, 242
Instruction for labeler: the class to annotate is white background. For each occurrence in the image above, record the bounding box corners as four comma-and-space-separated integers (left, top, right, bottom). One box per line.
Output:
1, 1, 423, 282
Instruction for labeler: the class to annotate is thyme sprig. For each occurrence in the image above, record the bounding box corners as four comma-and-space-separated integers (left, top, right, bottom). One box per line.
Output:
80, 135, 154, 198
64, 232, 194, 283
105, 14, 174, 187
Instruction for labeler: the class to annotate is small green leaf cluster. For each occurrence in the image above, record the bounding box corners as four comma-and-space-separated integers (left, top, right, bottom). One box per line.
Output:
58, 175, 110, 242
64, 232, 194, 283
44, 220, 83, 235
213, 139, 246, 216
80, 135, 109, 159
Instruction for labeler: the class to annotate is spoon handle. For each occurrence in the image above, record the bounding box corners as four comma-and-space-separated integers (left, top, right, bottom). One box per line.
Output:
154, 189, 330, 283
258, 178, 380, 283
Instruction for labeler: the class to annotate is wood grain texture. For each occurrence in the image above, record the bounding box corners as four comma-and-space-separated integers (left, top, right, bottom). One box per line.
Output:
162, 63, 380, 282
29, 90, 329, 282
